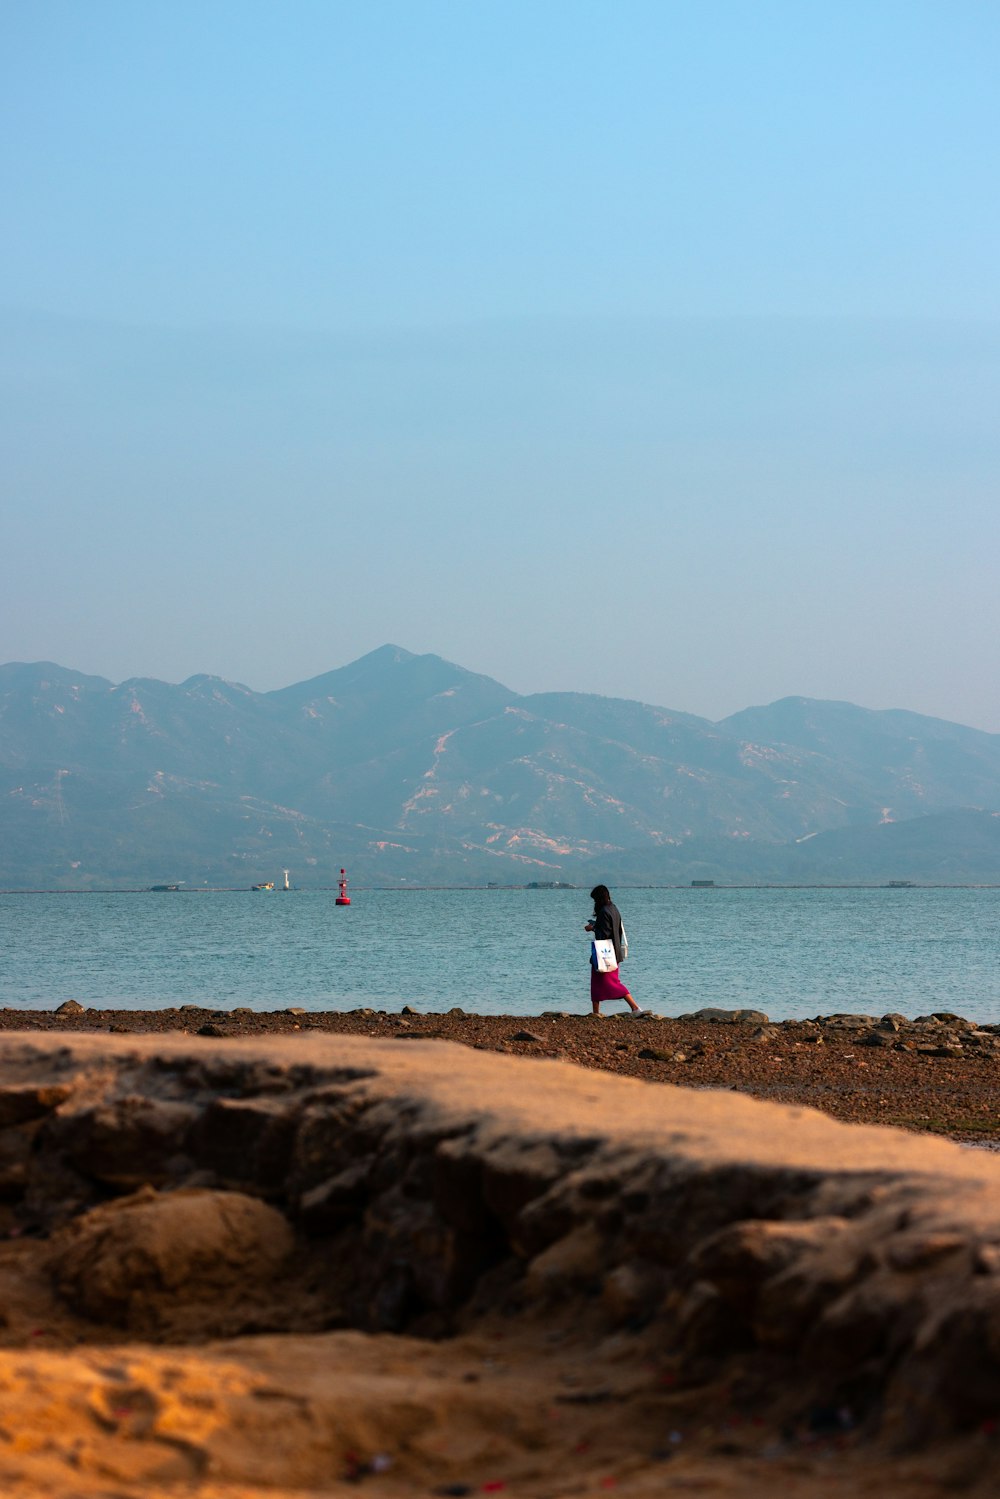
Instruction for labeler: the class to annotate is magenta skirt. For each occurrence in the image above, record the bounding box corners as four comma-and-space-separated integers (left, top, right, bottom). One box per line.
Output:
591, 964, 631, 1003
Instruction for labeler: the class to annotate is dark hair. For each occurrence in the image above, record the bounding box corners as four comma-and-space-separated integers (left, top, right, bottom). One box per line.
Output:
590, 884, 611, 912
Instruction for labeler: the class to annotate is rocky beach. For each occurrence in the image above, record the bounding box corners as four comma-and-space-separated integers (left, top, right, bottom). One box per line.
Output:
6, 1000, 1000, 1142
0, 1017, 1000, 1495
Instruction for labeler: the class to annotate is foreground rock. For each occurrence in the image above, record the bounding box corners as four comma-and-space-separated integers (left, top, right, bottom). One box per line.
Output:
50, 1187, 295, 1336
1, 1031, 1000, 1494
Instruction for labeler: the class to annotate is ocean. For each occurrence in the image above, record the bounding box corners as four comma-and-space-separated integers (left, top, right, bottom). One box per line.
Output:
1, 886, 999, 1024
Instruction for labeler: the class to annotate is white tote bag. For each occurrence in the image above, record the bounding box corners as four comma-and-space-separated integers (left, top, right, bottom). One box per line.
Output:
619, 923, 628, 961
591, 938, 617, 973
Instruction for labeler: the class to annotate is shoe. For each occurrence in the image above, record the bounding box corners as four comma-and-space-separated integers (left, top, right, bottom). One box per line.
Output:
629, 1008, 650, 1017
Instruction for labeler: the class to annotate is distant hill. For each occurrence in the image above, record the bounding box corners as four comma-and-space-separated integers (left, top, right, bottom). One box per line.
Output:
581, 809, 1000, 885
720, 696, 1000, 815
2, 649, 1000, 887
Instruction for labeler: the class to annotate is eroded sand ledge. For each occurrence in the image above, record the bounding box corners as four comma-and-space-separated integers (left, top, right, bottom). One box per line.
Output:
1, 1030, 1000, 1496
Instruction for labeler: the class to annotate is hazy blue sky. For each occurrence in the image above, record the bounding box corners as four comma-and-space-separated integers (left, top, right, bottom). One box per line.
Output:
3, 1, 999, 728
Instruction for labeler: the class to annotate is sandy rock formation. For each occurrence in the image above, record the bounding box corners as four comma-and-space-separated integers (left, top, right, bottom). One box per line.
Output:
0, 1031, 998, 1494
50, 1186, 294, 1336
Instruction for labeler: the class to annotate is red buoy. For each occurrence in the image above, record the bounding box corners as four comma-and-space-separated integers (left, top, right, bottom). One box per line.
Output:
335, 868, 351, 906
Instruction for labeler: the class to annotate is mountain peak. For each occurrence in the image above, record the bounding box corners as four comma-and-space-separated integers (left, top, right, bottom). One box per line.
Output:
267, 646, 516, 706
352, 644, 415, 668
266, 645, 419, 703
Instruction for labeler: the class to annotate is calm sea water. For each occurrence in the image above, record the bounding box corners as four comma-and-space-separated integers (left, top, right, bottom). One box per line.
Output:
1, 887, 999, 1023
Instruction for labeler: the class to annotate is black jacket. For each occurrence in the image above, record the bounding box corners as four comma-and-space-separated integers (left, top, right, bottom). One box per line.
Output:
593, 902, 624, 964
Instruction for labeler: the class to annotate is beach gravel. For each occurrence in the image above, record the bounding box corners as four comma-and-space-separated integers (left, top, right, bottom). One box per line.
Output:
2, 1003, 998, 1142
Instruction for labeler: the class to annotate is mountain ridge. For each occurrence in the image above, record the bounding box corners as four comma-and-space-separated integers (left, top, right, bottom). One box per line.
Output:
2, 649, 999, 887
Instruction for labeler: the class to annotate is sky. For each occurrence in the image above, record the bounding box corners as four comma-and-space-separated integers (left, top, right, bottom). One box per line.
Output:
2, 0, 999, 729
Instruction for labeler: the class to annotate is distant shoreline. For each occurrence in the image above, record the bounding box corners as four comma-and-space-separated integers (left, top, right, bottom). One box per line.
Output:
3, 883, 1000, 894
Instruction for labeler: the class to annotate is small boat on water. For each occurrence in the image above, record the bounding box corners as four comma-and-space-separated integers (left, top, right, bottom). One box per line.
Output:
251, 871, 293, 891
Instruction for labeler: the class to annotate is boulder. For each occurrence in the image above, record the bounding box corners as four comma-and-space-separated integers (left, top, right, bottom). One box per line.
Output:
675, 1008, 769, 1025
49, 1186, 294, 1335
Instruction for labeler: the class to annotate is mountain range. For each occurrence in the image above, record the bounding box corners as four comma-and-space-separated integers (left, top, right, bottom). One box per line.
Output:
2, 645, 1000, 887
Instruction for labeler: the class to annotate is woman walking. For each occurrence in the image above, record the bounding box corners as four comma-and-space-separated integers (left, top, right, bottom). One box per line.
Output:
585, 884, 645, 1015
